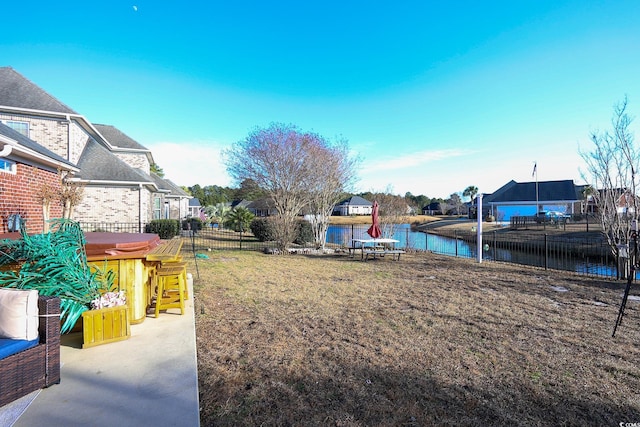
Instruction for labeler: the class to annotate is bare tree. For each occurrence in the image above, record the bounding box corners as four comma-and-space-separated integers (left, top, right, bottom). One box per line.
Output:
370, 190, 408, 238
448, 193, 463, 215
306, 138, 358, 249
225, 123, 354, 252
580, 97, 639, 277
59, 170, 84, 219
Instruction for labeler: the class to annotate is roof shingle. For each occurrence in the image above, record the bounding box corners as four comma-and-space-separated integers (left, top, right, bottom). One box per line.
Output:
0, 67, 77, 114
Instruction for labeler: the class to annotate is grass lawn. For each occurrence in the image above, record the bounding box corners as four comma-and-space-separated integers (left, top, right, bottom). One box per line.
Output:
192, 250, 640, 426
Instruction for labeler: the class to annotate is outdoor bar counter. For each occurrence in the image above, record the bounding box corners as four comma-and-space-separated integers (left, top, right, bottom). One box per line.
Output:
85, 232, 162, 324
0, 231, 177, 324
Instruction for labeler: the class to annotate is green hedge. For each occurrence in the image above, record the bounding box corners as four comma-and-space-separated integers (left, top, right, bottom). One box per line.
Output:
250, 217, 313, 244
250, 218, 275, 242
146, 219, 180, 239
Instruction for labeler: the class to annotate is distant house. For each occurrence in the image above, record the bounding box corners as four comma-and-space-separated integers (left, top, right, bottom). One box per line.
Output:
333, 196, 373, 216
483, 180, 582, 221
247, 198, 278, 217
148, 173, 191, 219
422, 202, 443, 216
188, 198, 202, 219
231, 199, 252, 210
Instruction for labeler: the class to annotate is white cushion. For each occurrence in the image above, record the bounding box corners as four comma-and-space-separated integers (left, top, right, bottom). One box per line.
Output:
0, 288, 39, 341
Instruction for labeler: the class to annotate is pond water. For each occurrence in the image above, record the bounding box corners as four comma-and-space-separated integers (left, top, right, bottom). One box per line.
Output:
326, 224, 620, 278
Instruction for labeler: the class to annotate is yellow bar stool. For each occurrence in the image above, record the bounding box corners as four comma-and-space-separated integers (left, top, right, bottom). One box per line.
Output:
154, 263, 187, 317
160, 261, 189, 300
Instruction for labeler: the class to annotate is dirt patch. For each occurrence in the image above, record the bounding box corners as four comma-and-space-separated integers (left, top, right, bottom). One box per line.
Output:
191, 251, 640, 426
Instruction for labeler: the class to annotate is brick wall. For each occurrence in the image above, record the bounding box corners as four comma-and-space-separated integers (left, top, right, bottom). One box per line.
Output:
0, 164, 62, 233
114, 152, 150, 173
74, 185, 154, 223
68, 121, 91, 164
0, 114, 71, 160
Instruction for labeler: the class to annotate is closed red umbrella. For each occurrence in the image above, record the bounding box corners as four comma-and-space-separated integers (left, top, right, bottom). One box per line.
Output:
367, 201, 382, 239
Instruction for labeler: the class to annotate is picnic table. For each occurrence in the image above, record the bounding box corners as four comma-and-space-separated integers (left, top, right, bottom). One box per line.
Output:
349, 238, 405, 261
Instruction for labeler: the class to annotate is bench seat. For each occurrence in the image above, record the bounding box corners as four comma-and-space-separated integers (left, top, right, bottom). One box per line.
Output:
0, 338, 39, 361
363, 249, 405, 261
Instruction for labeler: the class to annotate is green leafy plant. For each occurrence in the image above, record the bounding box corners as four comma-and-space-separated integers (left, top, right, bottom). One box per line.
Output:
0, 218, 114, 333
250, 217, 275, 242
225, 207, 255, 232
146, 219, 180, 239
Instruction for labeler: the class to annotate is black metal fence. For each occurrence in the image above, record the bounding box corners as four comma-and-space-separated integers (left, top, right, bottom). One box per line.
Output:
78, 222, 620, 280
420, 228, 617, 279
78, 222, 147, 233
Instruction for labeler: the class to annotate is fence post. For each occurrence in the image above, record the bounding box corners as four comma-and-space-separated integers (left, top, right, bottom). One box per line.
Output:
493, 231, 497, 261
406, 228, 409, 250
544, 234, 548, 270
455, 230, 458, 257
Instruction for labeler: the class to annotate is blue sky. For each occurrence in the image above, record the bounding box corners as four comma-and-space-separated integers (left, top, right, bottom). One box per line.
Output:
3, 1, 640, 199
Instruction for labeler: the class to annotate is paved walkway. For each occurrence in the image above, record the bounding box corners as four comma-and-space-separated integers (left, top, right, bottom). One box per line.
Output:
13, 282, 200, 427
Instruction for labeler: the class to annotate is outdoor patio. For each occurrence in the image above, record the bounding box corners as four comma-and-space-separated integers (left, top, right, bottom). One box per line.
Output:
3, 279, 199, 427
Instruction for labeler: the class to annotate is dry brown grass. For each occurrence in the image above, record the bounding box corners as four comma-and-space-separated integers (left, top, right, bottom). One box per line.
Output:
192, 251, 640, 426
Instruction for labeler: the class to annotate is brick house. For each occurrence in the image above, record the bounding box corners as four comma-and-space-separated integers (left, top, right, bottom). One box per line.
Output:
0, 67, 190, 231
0, 122, 78, 233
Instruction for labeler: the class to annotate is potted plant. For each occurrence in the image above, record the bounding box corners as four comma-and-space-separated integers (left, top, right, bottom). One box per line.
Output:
0, 218, 129, 346
82, 289, 130, 348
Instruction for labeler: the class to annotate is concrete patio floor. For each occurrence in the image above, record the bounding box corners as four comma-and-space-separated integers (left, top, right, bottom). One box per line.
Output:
12, 283, 200, 427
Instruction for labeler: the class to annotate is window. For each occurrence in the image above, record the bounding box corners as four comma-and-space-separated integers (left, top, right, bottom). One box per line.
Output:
153, 197, 162, 220
5, 121, 29, 137
0, 158, 16, 174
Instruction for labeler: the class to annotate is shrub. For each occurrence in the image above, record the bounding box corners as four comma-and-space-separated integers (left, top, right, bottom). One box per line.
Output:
250, 218, 275, 242
250, 218, 312, 245
146, 219, 180, 239
294, 220, 313, 245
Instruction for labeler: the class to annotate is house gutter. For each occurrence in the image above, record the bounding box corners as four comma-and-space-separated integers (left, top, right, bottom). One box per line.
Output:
0, 144, 12, 157
138, 183, 143, 233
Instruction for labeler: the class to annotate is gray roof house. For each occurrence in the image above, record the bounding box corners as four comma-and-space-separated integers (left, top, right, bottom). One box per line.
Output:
483, 179, 582, 221
247, 198, 278, 217
0, 67, 190, 229
188, 197, 202, 218
0, 122, 79, 232
333, 196, 373, 216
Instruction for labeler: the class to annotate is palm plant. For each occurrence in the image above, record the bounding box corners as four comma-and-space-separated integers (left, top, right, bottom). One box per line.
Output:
205, 203, 231, 227
224, 207, 254, 232
0, 218, 113, 333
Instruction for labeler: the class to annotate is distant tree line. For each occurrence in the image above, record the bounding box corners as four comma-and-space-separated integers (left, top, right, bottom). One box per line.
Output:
183, 182, 479, 216
182, 178, 267, 207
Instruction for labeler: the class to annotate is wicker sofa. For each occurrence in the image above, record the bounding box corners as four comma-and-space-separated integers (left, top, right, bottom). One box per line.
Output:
0, 295, 61, 408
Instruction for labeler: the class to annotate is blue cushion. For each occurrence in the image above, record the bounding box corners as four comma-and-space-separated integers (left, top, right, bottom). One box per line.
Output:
0, 338, 39, 360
